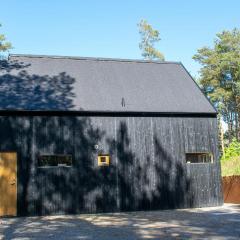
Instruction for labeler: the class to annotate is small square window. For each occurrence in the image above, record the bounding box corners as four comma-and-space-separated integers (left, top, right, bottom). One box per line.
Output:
38, 155, 72, 167
186, 152, 213, 164
98, 155, 110, 167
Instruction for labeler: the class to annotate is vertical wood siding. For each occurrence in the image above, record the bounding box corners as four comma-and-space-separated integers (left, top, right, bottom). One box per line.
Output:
0, 116, 223, 216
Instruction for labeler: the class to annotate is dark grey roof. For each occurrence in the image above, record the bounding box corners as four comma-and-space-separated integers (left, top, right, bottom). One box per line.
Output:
0, 54, 216, 113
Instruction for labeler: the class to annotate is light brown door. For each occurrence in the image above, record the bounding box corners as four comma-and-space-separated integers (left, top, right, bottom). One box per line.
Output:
0, 152, 17, 216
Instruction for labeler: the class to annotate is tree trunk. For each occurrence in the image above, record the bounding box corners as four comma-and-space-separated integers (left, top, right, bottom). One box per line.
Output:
218, 115, 225, 159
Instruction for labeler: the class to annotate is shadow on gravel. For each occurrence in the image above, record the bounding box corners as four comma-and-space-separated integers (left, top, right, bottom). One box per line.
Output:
1, 206, 240, 239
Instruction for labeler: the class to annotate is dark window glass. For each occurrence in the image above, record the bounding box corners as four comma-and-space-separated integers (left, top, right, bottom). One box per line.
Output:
38, 155, 72, 167
186, 153, 213, 164
100, 156, 107, 163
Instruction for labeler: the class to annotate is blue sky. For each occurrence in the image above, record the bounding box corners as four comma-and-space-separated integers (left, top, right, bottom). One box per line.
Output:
1, 0, 240, 76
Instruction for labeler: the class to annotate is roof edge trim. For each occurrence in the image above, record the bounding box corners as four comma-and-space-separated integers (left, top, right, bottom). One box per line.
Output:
0, 110, 217, 117
9, 54, 181, 65
179, 62, 218, 114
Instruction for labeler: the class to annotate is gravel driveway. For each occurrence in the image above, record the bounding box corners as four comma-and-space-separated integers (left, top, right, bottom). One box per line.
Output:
0, 204, 240, 240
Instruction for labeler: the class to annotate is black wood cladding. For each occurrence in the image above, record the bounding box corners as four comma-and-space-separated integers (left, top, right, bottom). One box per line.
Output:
0, 116, 223, 216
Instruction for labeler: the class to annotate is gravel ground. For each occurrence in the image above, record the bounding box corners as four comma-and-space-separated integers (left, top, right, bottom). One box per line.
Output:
0, 204, 240, 240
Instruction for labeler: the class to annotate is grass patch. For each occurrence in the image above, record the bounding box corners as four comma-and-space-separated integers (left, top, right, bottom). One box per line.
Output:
221, 156, 240, 176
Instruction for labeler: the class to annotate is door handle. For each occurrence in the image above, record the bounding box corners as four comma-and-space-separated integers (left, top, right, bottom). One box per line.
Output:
10, 179, 16, 185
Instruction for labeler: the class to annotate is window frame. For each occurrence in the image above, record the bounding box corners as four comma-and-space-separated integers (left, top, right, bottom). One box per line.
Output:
37, 154, 73, 168
97, 154, 110, 167
185, 152, 213, 164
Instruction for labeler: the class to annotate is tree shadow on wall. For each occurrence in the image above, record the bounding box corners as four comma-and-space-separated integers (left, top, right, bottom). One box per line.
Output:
32, 117, 104, 216
149, 136, 193, 209
24, 117, 193, 216
107, 121, 136, 211
32, 115, 121, 216
107, 121, 193, 212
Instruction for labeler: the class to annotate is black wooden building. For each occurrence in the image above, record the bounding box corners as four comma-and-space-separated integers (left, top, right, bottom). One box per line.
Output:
0, 54, 223, 216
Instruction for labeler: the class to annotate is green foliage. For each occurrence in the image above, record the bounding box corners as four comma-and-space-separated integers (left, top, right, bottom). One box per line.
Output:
138, 19, 164, 61
221, 156, 240, 176
193, 28, 240, 141
221, 138, 240, 161
0, 23, 12, 53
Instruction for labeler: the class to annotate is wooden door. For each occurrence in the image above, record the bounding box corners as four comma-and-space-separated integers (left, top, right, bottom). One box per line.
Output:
0, 152, 17, 216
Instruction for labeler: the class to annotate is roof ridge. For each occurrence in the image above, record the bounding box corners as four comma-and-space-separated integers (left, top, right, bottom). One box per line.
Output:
9, 54, 181, 65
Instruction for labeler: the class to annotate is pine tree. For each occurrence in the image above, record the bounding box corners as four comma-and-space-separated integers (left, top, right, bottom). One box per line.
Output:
138, 20, 164, 61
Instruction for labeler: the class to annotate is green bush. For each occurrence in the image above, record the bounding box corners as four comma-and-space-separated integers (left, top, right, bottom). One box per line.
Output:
221, 156, 240, 176
221, 138, 240, 161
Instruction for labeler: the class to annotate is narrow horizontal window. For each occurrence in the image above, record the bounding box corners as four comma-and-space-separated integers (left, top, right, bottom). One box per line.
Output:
38, 155, 72, 167
186, 152, 213, 164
